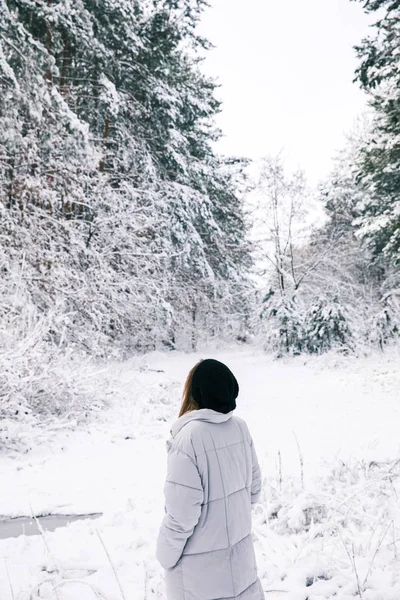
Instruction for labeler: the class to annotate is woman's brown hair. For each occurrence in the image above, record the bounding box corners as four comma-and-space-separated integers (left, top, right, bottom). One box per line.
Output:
178, 359, 203, 418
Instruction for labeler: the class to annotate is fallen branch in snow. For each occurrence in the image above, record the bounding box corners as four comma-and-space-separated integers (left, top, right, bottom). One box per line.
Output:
32, 578, 61, 600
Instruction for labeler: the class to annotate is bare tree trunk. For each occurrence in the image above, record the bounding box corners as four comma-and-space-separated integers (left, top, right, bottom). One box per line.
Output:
271, 183, 285, 296
44, 0, 53, 83
99, 113, 110, 172
93, 57, 100, 130
7, 155, 15, 209
59, 29, 69, 95
191, 306, 197, 351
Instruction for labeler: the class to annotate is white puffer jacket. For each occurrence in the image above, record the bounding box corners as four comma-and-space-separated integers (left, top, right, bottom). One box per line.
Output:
156, 408, 264, 600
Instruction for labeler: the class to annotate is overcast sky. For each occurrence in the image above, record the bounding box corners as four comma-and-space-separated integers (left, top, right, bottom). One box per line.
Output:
198, 0, 373, 185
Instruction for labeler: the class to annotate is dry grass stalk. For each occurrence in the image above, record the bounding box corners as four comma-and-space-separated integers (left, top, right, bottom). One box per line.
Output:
96, 528, 126, 600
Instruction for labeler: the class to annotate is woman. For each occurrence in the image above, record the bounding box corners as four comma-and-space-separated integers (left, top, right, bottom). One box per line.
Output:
156, 358, 265, 600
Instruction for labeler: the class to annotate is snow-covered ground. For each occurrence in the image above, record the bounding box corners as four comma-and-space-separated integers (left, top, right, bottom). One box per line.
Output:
1, 348, 400, 600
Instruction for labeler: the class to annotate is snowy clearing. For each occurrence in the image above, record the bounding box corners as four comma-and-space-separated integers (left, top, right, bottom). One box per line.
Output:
0, 348, 400, 600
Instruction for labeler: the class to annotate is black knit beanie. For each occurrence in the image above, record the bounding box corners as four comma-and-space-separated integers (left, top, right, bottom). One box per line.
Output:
191, 359, 239, 414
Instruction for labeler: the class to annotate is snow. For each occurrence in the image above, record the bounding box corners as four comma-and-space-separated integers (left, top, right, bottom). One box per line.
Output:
1, 348, 400, 600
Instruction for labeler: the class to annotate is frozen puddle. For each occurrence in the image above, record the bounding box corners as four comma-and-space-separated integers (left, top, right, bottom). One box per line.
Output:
0, 513, 102, 539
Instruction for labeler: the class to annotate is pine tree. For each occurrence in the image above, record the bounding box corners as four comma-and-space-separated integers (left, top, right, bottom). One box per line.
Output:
306, 119, 399, 351
352, 0, 400, 263
260, 291, 304, 356
304, 297, 352, 354
1, 0, 252, 355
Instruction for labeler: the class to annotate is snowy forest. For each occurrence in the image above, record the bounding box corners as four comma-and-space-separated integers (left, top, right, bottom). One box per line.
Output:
1, 2, 400, 599
1, 0, 400, 423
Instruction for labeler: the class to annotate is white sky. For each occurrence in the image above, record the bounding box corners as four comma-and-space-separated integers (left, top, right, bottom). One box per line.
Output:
198, 0, 373, 185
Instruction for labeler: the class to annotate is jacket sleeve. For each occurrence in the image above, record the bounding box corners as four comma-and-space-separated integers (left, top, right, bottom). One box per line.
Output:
250, 437, 262, 504
156, 447, 203, 569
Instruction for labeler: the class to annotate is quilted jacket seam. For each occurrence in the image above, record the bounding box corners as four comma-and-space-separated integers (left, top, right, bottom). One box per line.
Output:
210, 434, 236, 599
201, 485, 250, 505
236, 577, 260, 598
182, 532, 251, 557
166, 480, 203, 492
195, 439, 245, 459
169, 445, 197, 466
207, 580, 259, 600
234, 419, 249, 493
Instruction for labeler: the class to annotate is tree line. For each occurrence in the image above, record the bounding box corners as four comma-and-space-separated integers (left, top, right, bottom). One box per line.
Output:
254, 0, 400, 356
0, 0, 399, 369
0, 0, 253, 357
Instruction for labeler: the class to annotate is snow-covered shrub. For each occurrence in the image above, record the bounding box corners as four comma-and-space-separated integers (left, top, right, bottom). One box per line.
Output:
261, 291, 305, 356
252, 458, 400, 598
259, 292, 355, 357
303, 297, 353, 354
0, 291, 112, 449
367, 293, 400, 350
275, 490, 328, 534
